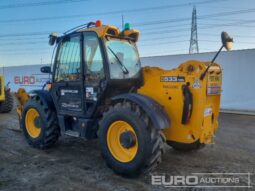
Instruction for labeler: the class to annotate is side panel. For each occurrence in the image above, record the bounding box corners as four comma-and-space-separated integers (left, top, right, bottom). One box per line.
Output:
112, 93, 170, 130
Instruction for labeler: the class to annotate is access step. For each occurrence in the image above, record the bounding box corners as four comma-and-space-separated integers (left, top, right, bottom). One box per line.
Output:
65, 130, 80, 137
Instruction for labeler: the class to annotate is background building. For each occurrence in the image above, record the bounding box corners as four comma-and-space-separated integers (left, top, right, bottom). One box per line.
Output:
1, 48, 254, 114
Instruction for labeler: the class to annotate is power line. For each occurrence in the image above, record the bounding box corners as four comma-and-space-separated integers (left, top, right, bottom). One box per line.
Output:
1, 51, 51, 55
199, 23, 255, 28
137, 22, 190, 31
132, 8, 255, 27
199, 33, 255, 38
205, 17, 255, 22
141, 19, 255, 35
199, 19, 255, 27
1, 15, 255, 47
0, 37, 46, 41
142, 27, 190, 35
199, 40, 255, 45
0, 48, 50, 52
0, 26, 253, 45
1, 7, 255, 38
140, 18, 255, 36
140, 34, 188, 41
0, 19, 254, 42
0, 31, 50, 38
2, 20, 254, 43
1, 34, 187, 44
138, 40, 189, 47
0, 0, 227, 23
140, 48, 189, 57
2, 38, 254, 48
0, 0, 89, 9
0, 41, 46, 46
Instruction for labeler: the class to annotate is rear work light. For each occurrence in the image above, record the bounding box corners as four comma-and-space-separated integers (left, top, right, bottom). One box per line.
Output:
95, 20, 102, 27
124, 23, 131, 30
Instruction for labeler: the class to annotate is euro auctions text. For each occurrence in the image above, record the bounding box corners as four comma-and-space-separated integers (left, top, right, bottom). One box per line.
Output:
151, 173, 252, 188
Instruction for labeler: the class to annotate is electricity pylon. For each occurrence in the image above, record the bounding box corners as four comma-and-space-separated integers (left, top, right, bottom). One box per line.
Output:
189, 6, 199, 54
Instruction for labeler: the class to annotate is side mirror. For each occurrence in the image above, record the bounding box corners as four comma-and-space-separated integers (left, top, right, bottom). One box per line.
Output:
221, 32, 233, 50
41, 66, 51, 74
200, 31, 233, 80
49, 32, 58, 46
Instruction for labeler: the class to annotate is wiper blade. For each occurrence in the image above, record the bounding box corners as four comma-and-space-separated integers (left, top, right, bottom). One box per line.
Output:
107, 47, 129, 74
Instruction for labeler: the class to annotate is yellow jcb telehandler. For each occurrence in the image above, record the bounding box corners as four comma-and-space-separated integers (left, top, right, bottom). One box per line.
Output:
16, 21, 233, 176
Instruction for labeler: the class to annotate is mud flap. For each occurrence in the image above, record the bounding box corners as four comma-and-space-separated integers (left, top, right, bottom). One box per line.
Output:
112, 93, 170, 130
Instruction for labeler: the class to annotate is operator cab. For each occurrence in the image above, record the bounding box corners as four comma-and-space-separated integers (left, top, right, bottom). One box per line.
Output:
42, 21, 143, 119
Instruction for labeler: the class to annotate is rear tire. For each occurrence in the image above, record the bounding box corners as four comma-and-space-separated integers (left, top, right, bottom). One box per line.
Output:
168, 140, 205, 152
99, 101, 166, 176
0, 90, 13, 113
21, 96, 60, 149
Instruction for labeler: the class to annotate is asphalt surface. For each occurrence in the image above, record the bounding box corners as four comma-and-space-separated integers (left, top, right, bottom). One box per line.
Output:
0, 106, 254, 191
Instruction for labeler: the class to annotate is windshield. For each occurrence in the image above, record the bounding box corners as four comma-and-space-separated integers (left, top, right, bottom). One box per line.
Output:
106, 38, 141, 79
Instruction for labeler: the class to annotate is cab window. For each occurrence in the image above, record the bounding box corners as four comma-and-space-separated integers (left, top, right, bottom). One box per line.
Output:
84, 32, 104, 79
106, 38, 140, 79
55, 36, 81, 82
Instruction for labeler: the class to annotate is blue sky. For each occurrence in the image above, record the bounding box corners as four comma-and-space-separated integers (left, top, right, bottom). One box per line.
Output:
0, 0, 255, 66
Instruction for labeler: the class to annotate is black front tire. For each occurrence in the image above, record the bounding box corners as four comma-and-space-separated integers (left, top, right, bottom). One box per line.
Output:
0, 90, 13, 113
22, 96, 60, 149
99, 102, 166, 176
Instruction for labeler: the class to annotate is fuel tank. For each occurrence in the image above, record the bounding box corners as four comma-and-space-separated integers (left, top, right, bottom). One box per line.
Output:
138, 60, 222, 144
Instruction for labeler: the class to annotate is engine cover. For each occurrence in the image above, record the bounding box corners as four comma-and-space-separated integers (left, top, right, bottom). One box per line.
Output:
138, 60, 222, 144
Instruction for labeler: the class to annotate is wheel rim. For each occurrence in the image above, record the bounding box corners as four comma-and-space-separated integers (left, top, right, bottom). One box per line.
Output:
107, 120, 138, 163
25, 108, 41, 138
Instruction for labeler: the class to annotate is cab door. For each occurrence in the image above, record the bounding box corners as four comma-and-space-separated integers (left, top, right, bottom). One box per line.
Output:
51, 34, 85, 116
83, 32, 106, 116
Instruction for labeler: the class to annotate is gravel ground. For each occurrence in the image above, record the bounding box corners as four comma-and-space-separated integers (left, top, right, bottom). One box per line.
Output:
0, 106, 254, 191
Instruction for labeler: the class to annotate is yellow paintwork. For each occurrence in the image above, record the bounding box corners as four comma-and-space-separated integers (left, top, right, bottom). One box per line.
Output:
79, 25, 140, 42
25, 108, 41, 138
15, 88, 30, 119
47, 83, 52, 90
138, 60, 222, 144
0, 76, 5, 101
15, 88, 29, 106
107, 120, 138, 163
123, 29, 140, 42
15, 84, 51, 120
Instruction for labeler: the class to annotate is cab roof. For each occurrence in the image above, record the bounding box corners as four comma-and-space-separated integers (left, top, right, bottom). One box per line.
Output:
63, 21, 140, 42
79, 24, 139, 42
50, 21, 140, 45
